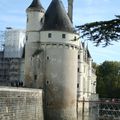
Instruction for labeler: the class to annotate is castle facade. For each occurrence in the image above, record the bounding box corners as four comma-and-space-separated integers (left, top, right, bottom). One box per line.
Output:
24, 0, 97, 119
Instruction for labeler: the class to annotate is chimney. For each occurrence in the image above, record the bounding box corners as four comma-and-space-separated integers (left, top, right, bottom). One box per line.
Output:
68, 0, 73, 23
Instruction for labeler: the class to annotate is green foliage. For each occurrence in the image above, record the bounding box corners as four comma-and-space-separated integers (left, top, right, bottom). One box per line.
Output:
76, 16, 120, 47
96, 61, 120, 98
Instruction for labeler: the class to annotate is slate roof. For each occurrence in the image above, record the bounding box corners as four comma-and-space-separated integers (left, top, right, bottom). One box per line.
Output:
27, 0, 44, 12
42, 0, 73, 32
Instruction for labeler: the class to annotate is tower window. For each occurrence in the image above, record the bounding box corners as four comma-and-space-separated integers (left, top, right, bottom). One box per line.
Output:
62, 34, 66, 38
74, 36, 77, 40
46, 56, 50, 60
48, 33, 52, 38
34, 75, 37, 81
46, 81, 49, 84
78, 55, 80, 59
77, 83, 79, 88
41, 18, 43, 22
78, 68, 80, 72
41, 18, 44, 24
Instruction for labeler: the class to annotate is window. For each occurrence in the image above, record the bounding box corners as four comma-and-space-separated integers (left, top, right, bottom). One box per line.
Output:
78, 55, 80, 59
62, 34, 66, 38
41, 18, 43, 23
77, 83, 79, 88
46, 81, 49, 84
34, 75, 37, 80
46, 56, 49, 60
74, 36, 77, 41
41, 18, 44, 24
78, 68, 80, 72
48, 33, 52, 38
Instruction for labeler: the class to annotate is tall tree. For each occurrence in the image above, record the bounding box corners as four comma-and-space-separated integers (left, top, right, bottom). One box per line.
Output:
76, 16, 120, 47
96, 61, 120, 98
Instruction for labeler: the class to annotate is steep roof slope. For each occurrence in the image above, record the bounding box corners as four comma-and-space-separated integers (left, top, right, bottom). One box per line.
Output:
42, 0, 73, 32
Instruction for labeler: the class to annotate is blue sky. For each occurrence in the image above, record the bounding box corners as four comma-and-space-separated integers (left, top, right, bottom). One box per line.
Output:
0, 0, 120, 64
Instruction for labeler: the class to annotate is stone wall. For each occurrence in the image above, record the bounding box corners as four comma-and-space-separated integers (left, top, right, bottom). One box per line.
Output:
0, 87, 43, 120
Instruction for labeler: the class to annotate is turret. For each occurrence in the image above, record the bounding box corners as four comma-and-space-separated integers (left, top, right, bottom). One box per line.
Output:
26, 0, 45, 31
25, 0, 45, 87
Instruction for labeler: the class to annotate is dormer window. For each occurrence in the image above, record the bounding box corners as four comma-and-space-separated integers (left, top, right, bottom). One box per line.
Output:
62, 34, 66, 38
48, 33, 52, 38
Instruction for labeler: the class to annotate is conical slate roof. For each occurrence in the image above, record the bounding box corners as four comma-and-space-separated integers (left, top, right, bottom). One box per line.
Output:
27, 0, 44, 12
42, 0, 73, 32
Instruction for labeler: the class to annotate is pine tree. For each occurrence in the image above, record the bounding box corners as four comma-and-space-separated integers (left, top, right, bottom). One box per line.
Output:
76, 16, 120, 47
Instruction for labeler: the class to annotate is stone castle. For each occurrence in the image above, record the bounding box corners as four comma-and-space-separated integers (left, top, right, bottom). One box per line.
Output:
0, 0, 98, 120
24, 0, 97, 120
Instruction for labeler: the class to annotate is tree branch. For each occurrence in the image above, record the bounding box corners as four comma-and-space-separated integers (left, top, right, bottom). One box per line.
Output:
76, 16, 120, 46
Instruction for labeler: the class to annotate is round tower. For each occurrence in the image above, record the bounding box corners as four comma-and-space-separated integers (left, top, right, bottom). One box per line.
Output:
40, 0, 79, 119
26, 0, 45, 31
25, 0, 45, 87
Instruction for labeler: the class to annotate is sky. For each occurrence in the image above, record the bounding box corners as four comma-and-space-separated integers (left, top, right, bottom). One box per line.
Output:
0, 0, 120, 64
